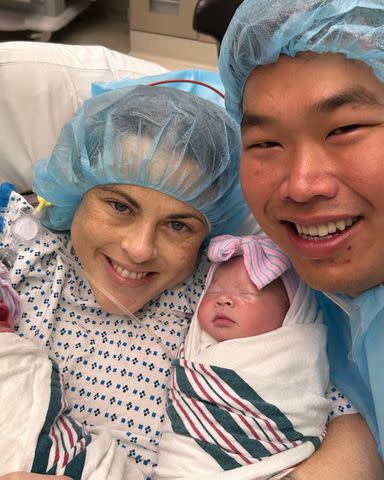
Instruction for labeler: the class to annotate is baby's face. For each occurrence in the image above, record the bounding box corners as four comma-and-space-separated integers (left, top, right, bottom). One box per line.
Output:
198, 257, 289, 342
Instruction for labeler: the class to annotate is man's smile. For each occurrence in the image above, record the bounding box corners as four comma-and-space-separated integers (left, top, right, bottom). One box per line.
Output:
292, 216, 360, 239
281, 215, 362, 260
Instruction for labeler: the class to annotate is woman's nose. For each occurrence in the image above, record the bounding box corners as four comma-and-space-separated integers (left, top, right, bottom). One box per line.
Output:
120, 225, 158, 264
279, 146, 338, 203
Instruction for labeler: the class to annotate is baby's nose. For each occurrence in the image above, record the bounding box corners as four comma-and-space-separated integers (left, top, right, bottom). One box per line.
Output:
216, 295, 234, 307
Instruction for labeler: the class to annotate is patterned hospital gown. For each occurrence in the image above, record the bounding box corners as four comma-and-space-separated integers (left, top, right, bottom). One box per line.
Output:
0, 191, 356, 479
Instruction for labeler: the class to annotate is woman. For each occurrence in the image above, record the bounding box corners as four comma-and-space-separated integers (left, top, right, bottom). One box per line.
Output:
0, 84, 247, 479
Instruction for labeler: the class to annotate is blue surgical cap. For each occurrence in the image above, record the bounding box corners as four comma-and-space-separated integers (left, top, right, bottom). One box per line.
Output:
33, 85, 248, 242
92, 69, 225, 109
219, 0, 384, 122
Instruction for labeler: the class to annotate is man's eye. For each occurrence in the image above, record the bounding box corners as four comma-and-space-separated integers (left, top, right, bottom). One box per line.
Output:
248, 141, 281, 149
328, 124, 361, 136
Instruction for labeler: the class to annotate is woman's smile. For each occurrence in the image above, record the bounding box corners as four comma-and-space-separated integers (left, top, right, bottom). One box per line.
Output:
104, 253, 157, 286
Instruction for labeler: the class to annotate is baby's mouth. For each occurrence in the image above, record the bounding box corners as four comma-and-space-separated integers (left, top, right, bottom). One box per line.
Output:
293, 216, 360, 240
213, 315, 235, 325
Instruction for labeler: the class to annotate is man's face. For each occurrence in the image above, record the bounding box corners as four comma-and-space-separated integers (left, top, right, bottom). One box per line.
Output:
241, 53, 384, 296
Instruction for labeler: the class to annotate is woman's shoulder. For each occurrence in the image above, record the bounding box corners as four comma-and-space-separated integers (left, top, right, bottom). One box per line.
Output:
1, 188, 71, 275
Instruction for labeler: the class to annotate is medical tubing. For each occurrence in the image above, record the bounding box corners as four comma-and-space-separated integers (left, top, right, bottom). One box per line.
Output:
148, 79, 225, 99
52, 243, 175, 358
1, 206, 175, 357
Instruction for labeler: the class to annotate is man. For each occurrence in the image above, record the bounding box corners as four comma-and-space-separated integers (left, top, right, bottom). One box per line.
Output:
219, 0, 384, 477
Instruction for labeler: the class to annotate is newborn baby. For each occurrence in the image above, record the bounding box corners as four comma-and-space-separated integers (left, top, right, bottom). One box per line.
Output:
155, 234, 331, 480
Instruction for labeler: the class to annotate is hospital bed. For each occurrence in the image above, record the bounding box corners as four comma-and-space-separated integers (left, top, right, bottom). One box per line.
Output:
0, 41, 167, 193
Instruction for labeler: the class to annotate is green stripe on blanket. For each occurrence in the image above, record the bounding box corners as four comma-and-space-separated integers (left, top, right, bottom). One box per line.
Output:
32, 360, 64, 473
168, 360, 321, 470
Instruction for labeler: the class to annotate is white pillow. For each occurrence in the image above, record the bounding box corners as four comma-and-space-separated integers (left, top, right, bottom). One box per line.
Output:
0, 41, 167, 192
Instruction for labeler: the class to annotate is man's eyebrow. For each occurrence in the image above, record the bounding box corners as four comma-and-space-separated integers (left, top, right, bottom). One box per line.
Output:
308, 86, 384, 113
241, 112, 276, 130
241, 87, 384, 130
99, 186, 140, 209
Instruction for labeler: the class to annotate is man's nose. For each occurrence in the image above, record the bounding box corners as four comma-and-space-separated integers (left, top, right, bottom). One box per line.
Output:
279, 145, 338, 203
120, 224, 158, 264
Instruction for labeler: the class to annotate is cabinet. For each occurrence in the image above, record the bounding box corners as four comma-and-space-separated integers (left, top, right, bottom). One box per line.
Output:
129, 0, 214, 43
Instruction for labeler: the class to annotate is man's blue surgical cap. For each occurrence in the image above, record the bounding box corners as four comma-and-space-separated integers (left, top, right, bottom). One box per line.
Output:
219, 0, 384, 122
33, 85, 248, 241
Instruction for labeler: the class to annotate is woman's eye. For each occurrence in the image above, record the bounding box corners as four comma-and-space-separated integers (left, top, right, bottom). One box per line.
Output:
170, 221, 189, 232
328, 124, 362, 136
110, 201, 129, 213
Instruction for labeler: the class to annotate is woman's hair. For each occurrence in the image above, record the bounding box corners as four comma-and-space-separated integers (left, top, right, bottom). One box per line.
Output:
219, 0, 384, 121
33, 85, 248, 241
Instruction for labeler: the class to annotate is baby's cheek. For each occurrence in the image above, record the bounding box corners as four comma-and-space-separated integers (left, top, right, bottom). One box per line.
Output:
196, 301, 211, 329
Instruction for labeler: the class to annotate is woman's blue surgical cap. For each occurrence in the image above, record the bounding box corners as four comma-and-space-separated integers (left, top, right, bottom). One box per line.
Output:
33, 85, 248, 241
219, 0, 384, 122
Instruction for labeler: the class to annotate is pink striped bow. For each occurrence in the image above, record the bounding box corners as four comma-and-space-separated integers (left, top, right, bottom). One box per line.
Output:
206, 234, 299, 303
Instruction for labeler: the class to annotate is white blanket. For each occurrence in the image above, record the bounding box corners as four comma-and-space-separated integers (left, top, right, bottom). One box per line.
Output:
155, 281, 330, 479
0, 334, 143, 479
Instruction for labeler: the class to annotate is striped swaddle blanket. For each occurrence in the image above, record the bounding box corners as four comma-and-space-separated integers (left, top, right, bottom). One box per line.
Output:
0, 334, 143, 479
168, 347, 322, 471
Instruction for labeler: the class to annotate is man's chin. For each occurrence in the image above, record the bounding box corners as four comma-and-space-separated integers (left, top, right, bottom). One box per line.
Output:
294, 268, 372, 297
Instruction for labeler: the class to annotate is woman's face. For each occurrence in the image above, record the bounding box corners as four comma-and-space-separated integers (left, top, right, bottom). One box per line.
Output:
71, 184, 209, 314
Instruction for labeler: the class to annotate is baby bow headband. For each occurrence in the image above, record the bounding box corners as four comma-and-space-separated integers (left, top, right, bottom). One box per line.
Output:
206, 234, 300, 303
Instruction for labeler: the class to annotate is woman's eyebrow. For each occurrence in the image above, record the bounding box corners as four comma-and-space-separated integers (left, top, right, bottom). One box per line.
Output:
99, 186, 140, 209
99, 186, 206, 225
169, 213, 207, 226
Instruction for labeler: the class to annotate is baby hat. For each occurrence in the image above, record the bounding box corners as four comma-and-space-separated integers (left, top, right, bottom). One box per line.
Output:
206, 234, 300, 303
